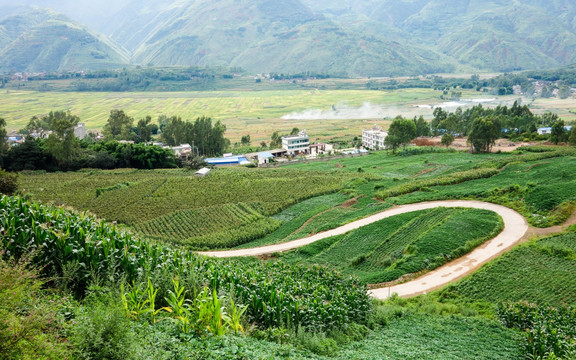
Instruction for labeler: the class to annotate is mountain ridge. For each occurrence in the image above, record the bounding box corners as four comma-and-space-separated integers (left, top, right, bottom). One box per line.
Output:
0, 0, 575, 76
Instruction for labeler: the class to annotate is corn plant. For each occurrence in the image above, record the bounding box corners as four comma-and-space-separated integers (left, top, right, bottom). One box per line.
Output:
226, 299, 248, 334
0, 195, 372, 332
120, 282, 148, 321
164, 277, 195, 334
145, 278, 167, 324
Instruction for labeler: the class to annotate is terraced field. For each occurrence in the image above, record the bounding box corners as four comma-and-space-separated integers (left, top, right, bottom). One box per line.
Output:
19, 168, 360, 248
444, 233, 576, 307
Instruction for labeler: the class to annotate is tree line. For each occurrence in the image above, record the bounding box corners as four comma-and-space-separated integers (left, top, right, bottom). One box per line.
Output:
385, 103, 573, 153
0, 109, 230, 172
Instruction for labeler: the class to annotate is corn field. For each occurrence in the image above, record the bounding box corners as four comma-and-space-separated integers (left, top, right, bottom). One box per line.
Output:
0, 195, 371, 331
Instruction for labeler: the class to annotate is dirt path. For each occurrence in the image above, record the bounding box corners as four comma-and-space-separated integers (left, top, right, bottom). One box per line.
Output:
198, 201, 531, 298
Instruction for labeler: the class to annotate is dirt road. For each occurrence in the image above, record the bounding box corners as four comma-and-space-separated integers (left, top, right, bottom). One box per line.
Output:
198, 200, 529, 299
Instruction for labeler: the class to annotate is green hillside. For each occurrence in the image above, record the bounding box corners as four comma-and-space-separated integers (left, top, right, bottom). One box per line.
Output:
121, 0, 456, 76
0, 8, 128, 73
2, 0, 576, 76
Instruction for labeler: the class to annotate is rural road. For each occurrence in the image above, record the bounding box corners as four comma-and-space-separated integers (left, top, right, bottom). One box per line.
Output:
198, 200, 529, 300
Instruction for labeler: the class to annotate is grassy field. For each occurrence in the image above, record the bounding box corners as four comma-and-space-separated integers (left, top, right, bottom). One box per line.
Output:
279, 208, 503, 284
0, 88, 545, 142
442, 233, 576, 307
19, 167, 361, 249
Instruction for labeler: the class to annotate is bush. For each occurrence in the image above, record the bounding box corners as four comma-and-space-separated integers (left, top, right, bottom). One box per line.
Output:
71, 290, 140, 360
0, 169, 17, 195
0, 251, 72, 359
375, 167, 498, 199
497, 301, 576, 360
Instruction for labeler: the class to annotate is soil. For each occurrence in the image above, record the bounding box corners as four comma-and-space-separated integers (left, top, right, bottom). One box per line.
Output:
425, 136, 533, 152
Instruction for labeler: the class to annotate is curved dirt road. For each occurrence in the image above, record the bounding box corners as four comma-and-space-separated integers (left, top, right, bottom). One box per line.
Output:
198, 200, 529, 300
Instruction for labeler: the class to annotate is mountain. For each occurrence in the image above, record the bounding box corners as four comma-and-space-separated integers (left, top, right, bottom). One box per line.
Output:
1, 0, 576, 76
0, 8, 129, 73
106, 0, 459, 76
306, 0, 576, 72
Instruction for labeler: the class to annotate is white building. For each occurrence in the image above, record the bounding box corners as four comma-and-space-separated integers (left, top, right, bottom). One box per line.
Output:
74, 123, 87, 139
194, 167, 211, 177
538, 126, 572, 135
282, 130, 310, 155
172, 144, 193, 157
362, 125, 387, 150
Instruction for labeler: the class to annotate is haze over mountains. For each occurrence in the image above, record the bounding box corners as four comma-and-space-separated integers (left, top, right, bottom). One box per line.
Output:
0, 0, 575, 76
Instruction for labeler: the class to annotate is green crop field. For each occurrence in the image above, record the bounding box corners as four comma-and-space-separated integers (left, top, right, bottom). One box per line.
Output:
19, 168, 361, 249
6, 88, 572, 143
442, 233, 576, 307
280, 208, 503, 284
10, 144, 576, 359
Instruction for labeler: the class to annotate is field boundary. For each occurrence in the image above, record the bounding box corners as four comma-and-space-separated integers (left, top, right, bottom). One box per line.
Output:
198, 200, 529, 300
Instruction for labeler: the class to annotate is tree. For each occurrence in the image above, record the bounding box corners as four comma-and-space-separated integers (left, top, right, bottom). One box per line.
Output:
290, 127, 300, 135
414, 116, 431, 137
159, 116, 227, 156
240, 134, 251, 146
103, 110, 134, 140
431, 107, 447, 134
0, 118, 7, 168
467, 116, 500, 153
385, 116, 417, 152
3, 136, 52, 171
270, 131, 281, 147
133, 116, 154, 143
0, 169, 17, 195
558, 85, 571, 99
551, 120, 568, 145
32, 111, 81, 169
260, 141, 267, 148
569, 126, 576, 146
441, 133, 455, 147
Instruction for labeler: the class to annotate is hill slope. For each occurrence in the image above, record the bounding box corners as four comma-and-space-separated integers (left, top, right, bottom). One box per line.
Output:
0, 8, 129, 73
110, 0, 458, 76
1, 0, 576, 75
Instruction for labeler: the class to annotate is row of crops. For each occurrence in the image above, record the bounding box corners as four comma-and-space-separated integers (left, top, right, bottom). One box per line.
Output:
0, 195, 371, 331
281, 208, 503, 284
443, 233, 576, 307
19, 168, 363, 249
133, 203, 282, 249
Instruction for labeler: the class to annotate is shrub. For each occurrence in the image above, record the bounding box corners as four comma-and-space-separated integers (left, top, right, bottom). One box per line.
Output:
497, 301, 576, 360
375, 167, 498, 199
71, 290, 140, 360
0, 169, 17, 195
0, 251, 72, 359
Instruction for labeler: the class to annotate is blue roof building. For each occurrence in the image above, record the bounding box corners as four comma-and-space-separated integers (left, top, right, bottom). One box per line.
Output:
204, 156, 251, 166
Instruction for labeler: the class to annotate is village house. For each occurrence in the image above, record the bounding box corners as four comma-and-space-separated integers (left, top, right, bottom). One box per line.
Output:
282, 130, 310, 155
362, 125, 387, 150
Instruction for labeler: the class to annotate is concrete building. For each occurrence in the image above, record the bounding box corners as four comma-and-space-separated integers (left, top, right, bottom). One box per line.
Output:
282, 130, 310, 155
204, 155, 251, 166
362, 125, 387, 150
309, 143, 333, 156
538, 126, 572, 135
74, 123, 87, 139
172, 144, 193, 157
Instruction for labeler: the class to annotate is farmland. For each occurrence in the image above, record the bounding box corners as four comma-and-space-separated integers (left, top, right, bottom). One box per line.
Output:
443, 233, 576, 307
19, 167, 361, 249
3, 87, 574, 143
7, 144, 576, 358
280, 208, 503, 284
